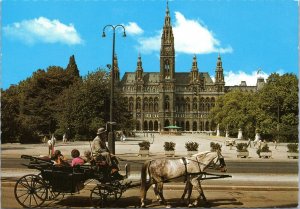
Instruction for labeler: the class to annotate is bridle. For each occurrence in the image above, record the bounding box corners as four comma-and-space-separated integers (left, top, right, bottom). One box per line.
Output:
193, 151, 226, 171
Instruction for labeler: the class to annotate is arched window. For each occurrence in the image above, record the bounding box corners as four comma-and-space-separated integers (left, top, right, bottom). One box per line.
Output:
136, 121, 141, 130
186, 121, 190, 131
129, 97, 134, 111
165, 96, 170, 111
164, 60, 170, 79
136, 97, 141, 111
193, 98, 197, 111
143, 97, 148, 112
193, 121, 197, 131
149, 121, 154, 131
185, 97, 190, 112
144, 121, 148, 131
149, 97, 154, 112
154, 121, 159, 131
181, 121, 185, 131
205, 121, 210, 131
154, 97, 159, 112
165, 119, 170, 129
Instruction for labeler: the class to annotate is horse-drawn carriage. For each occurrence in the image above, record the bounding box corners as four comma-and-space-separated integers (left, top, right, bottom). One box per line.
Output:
14, 155, 135, 208
15, 150, 232, 208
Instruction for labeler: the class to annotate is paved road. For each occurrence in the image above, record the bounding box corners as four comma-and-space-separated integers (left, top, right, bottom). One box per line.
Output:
2, 182, 298, 208
2, 157, 298, 174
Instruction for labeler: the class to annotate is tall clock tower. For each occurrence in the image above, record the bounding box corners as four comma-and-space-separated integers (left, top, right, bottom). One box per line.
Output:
159, 1, 176, 130
160, 1, 175, 81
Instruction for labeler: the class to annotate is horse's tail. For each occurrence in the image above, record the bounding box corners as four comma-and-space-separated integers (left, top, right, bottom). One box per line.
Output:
140, 160, 151, 207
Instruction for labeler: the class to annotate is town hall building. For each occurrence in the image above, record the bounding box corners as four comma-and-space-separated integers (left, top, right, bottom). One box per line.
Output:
113, 2, 264, 132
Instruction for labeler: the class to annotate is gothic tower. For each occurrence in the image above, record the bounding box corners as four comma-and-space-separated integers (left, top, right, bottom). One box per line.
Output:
215, 54, 225, 92
160, 0, 175, 81
113, 54, 120, 81
190, 55, 199, 84
135, 54, 143, 81
159, 0, 176, 130
135, 54, 144, 92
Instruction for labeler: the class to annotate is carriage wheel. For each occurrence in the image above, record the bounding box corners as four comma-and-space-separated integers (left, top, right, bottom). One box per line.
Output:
90, 184, 117, 208
111, 180, 123, 200
14, 174, 48, 208
37, 172, 63, 201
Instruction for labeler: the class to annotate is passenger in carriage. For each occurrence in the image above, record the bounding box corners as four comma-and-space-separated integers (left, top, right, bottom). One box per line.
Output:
51, 150, 69, 166
83, 150, 93, 165
71, 149, 85, 166
92, 128, 124, 180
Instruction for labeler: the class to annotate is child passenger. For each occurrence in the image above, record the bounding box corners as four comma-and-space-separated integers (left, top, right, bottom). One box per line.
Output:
71, 149, 85, 167
52, 150, 69, 166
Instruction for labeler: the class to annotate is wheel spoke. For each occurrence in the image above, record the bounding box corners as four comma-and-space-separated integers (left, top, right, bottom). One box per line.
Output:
21, 193, 30, 204
15, 175, 47, 208
19, 182, 30, 190
32, 193, 39, 206
16, 190, 29, 199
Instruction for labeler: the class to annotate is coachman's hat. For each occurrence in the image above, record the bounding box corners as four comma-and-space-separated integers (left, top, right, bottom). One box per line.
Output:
97, 128, 106, 135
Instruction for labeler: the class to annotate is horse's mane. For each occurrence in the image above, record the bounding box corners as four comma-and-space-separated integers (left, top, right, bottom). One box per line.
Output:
191, 151, 210, 158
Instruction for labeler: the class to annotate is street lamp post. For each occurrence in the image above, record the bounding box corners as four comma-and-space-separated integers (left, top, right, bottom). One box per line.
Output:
102, 24, 126, 155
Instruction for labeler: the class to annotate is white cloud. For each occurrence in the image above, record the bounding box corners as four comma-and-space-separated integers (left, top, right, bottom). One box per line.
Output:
137, 12, 232, 54
224, 70, 269, 86
3, 17, 83, 45
138, 32, 161, 53
124, 22, 143, 36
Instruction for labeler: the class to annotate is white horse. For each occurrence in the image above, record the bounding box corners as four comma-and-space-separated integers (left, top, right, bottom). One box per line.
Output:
140, 150, 227, 207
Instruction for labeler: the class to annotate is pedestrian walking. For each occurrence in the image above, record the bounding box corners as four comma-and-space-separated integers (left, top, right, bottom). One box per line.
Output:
63, 133, 67, 143
274, 140, 277, 149
51, 134, 56, 155
47, 138, 52, 156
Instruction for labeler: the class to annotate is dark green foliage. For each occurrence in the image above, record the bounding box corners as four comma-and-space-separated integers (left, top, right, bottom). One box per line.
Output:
257, 144, 271, 156
66, 55, 80, 79
185, 141, 199, 151
287, 143, 298, 153
210, 73, 298, 143
1, 55, 134, 143
139, 141, 151, 150
236, 143, 248, 152
210, 142, 222, 152
164, 142, 176, 151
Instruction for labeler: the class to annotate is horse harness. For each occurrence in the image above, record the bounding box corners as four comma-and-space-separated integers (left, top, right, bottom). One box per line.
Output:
181, 157, 188, 182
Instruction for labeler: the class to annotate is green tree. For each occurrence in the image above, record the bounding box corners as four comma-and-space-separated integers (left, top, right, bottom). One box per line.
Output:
210, 90, 258, 139
1, 86, 21, 143
210, 73, 298, 142
56, 69, 134, 140
66, 55, 80, 80
258, 73, 298, 142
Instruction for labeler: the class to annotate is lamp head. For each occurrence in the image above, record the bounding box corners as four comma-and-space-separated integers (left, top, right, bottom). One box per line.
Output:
102, 31, 106, 37
123, 31, 126, 37
106, 64, 111, 69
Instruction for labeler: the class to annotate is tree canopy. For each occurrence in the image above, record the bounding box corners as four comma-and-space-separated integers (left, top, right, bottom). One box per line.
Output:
210, 73, 298, 142
1, 55, 134, 143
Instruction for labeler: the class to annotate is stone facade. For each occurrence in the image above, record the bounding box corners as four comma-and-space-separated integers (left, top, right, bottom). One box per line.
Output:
115, 2, 263, 132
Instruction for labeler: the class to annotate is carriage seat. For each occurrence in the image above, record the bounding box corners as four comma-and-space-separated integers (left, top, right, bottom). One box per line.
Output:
43, 165, 86, 193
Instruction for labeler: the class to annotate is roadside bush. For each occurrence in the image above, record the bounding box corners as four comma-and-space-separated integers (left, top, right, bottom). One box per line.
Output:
185, 141, 199, 151
164, 142, 176, 151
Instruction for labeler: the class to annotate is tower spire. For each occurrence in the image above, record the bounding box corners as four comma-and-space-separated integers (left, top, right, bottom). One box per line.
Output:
164, 0, 171, 26
136, 53, 143, 81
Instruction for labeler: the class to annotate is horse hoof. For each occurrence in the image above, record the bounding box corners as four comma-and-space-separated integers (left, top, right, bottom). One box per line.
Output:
188, 203, 194, 208
166, 205, 172, 208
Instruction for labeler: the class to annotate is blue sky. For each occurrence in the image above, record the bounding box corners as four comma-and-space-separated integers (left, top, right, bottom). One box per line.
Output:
2, 0, 298, 89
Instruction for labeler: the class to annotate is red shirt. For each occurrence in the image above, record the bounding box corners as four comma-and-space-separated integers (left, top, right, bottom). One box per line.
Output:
71, 157, 85, 166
